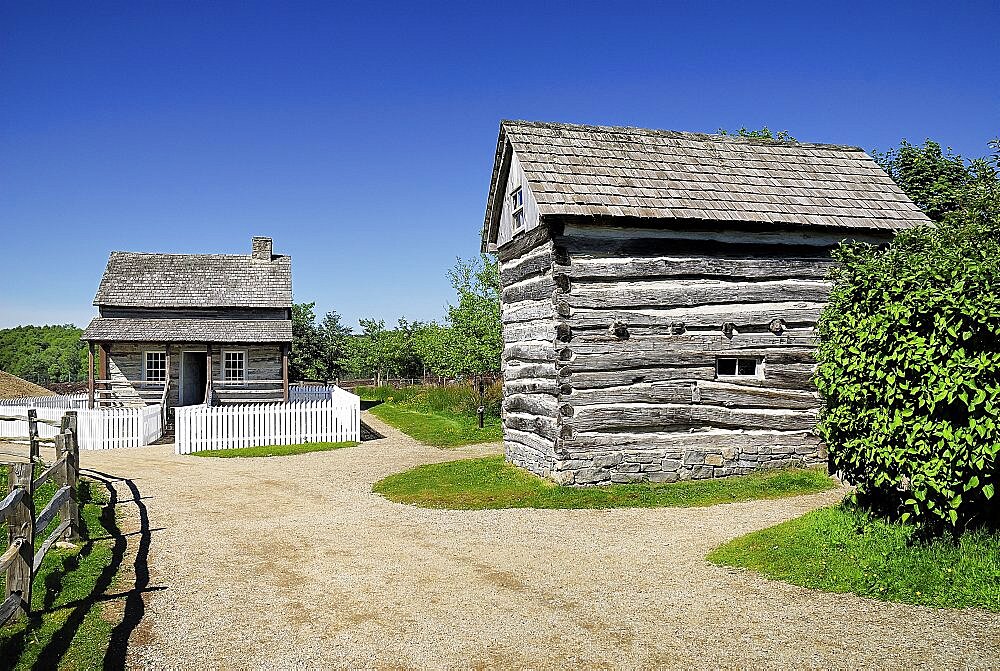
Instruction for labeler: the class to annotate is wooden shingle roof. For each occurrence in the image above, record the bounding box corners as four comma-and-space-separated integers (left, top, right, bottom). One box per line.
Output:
484, 120, 930, 246
81, 318, 292, 343
93, 251, 292, 308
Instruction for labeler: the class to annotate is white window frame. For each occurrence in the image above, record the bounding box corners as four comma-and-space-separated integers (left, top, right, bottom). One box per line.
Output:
222, 349, 247, 384
510, 186, 525, 230
143, 350, 167, 383
716, 356, 764, 379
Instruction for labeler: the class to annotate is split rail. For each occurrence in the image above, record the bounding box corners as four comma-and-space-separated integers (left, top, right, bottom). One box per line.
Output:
0, 410, 81, 625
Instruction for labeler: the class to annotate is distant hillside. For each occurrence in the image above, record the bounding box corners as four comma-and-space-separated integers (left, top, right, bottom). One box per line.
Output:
0, 370, 56, 399
0, 325, 88, 385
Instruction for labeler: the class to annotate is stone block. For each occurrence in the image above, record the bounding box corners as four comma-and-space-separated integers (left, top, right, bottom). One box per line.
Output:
688, 465, 714, 479
648, 471, 679, 483
660, 458, 682, 472
721, 447, 737, 460
683, 450, 705, 465
704, 454, 725, 467
593, 453, 623, 468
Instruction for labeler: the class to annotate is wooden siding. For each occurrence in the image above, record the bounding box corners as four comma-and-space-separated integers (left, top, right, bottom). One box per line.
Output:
496, 152, 542, 248
106, 342, 284, 408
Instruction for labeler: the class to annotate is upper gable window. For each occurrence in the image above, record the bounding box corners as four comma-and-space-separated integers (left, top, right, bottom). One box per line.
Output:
510, 187, 525, 230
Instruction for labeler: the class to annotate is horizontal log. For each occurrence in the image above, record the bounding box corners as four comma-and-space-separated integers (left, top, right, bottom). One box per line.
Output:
0, 593, 21, 627
562, 302, 825, 330
504, 393, 559, 417
503, 320, 556, 344
556, 255, 834, 281
503, 362, 558, 382
0, 488, 25, 522
564, 342, 815, 372
498, 223, 551, 263
0, 538, 24, 575
502, 300, 555, 324
564, 362, 816, 391
0, 415, 62, 427
502, 275, 557, 304
504, 412, 558, 441
567, 279, 831, 311
503, 342, 556, 364
500, 244, 552, 286
564, 404, 819, 433
32, 456, 67, 491
35, 486, 71, 532
504, 427, 556, 455
566, 380, 820, 410
504, 378, 559, 397
561, 429, 822, 453
569, 331, 818, 349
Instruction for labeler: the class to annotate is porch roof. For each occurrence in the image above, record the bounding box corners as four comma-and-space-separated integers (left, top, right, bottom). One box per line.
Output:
81, 318, 292, 343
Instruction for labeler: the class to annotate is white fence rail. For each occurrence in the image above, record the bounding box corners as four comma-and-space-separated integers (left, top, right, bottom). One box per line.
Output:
0, 404, 163, 450
0, 394, 88, 409
174, 396, 361, 455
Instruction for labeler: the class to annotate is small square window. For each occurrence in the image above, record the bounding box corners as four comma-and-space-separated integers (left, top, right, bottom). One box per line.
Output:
717, 357, 761, 378
145, 352, 166, 382
223, 351, 246, 382
510, 187, 525, 230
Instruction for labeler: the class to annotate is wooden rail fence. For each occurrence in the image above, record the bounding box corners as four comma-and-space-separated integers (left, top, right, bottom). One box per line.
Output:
0, 411, 81, 625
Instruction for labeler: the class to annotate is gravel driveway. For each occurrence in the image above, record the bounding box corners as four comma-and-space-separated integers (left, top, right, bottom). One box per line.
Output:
81, 413, 999, 669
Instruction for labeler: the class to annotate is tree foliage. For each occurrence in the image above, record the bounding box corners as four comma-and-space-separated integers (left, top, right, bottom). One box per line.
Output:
0, 325, 88, 384
816, 139, 1000, 535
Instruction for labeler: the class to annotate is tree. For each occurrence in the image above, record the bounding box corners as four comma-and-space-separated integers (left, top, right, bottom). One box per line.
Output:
815, 138, 1000, 535
0, 325, 88, 384
289, 302, 325, 381
315, 311, 353, 381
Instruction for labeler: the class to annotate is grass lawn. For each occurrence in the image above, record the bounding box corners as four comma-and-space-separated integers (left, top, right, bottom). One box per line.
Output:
1, 466, 118, 668
190, 441, 358, 458
368, 404, 502, 447
373, 455, 836, 509
708, 505, 1000, 612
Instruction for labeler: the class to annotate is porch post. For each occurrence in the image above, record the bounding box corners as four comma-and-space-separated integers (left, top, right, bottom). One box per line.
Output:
282, 344, 289, 402
205, 343, 213, 406
87, 342, 95, 409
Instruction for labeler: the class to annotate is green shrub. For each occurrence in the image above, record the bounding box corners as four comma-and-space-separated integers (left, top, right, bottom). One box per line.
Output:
816, 217, 1000, 534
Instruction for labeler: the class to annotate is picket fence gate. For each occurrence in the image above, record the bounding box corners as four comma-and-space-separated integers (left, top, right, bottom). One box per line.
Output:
174, 396, 361, 454
0, 404, 163, 450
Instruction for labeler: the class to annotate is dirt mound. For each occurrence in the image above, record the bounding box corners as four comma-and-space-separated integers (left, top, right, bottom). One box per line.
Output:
0, 370, 55, 399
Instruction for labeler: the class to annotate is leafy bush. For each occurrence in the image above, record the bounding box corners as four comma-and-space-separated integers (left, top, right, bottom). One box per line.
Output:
815, 217, 1000, 534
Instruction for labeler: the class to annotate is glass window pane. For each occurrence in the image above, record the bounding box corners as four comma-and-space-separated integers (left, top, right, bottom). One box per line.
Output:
738, 358, 758, 376
717, 358, 737, 376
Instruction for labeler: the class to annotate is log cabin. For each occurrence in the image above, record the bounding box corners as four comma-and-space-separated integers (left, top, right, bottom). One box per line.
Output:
81, 236, 292, 410
482, 120, 930, 485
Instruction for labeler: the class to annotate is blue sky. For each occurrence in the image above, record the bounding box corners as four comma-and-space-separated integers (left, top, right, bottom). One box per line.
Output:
2, 0, 998, 331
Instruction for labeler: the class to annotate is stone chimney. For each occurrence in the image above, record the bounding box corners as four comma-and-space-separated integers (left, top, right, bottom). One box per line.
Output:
251, 236, 273, 261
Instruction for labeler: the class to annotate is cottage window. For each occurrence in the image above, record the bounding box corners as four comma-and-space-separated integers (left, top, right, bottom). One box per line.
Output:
511, 187, 525, 230
716, 357, 761, 378
223, 351, 246, 382
144, 351, 166, 382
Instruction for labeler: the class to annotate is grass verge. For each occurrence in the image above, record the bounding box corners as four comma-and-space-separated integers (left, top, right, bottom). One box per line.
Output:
1, 466, 117, 668
708, 505, 1000, 612
373, 455, 836, 509
190, 441, 359, 458
369, 404, 502, 447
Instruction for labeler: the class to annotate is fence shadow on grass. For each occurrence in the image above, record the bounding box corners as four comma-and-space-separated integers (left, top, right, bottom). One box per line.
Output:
1, 470, 163, 671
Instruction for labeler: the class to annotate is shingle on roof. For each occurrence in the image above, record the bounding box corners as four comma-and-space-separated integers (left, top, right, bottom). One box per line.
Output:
484, 120, 930, 244
81, 318, 292, 343
93, 252, 292, 308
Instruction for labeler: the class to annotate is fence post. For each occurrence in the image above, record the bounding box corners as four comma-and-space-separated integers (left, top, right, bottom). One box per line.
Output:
5, 463, 34, 623
59, 412, 81, 542
27, 409, 39, 462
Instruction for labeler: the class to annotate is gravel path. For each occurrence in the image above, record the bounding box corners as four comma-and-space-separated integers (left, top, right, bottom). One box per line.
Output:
80, 413, 999, 669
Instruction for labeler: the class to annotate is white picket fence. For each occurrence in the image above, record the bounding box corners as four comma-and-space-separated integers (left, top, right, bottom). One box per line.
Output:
0, 404, 163, 450
174, 396, 361, 455
288, 384, 336, 402
0, 393, 88, 409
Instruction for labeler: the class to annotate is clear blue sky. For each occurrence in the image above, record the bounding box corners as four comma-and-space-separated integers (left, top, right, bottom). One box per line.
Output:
2, 0, 997, 331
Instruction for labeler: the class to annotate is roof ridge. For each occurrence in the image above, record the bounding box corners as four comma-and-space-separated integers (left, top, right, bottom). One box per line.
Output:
500, 119, 866, 152
109, 251, 290, 259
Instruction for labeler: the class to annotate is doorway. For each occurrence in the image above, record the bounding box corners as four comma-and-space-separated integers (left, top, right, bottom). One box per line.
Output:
180, 351, 207, 406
